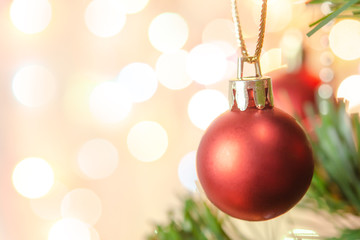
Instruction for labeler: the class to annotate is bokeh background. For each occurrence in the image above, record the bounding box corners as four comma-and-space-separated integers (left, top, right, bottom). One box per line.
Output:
1, 0, 360, 239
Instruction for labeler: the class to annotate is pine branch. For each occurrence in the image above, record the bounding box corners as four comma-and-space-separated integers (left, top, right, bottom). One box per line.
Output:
307, 0, 360, 37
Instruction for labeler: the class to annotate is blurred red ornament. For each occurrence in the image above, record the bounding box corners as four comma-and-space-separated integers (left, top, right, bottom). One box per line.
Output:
197, 75, 314, 221
271, 64, 321, 119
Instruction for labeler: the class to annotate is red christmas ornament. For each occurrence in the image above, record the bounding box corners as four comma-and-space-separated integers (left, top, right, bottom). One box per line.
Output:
272, 63, 321, 119
196, 61, 314, 221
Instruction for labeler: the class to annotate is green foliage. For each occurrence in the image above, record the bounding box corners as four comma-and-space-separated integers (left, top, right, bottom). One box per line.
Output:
305, 98, 360, 215
327, 229, 360, 240
307, 0, 360, 37
147, 197, 242, 240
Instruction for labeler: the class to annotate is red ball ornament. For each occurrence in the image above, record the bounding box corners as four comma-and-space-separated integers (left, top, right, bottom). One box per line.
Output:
272, 64, 321, 119
197, 71, 314, 221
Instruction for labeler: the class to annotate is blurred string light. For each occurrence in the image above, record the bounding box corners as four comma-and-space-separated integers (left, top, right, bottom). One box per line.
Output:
178, 151, 198, 192
12, 65, 57, 107
252, 0, 292, 33
337, 75, 360, 113
30, 182, 68, 220
318, 84, 333, 99
156, 50, 192, 90
319, 67, 334, 83
61, 188, 102, 226
12, 157, 54, 199
10, 0, 52, 34
117, 62, 158, 102
148, 12, 189, 53
89, 81, 132, 124
85, 0, 126, 38
186, 43, 228, 85
188, 89, 228, 130
48, 218, 91, 240
127, 121, 168, 162
320, 51, 335, 66
119, 0, 149, 14
77, 138, 119, 179
329, 19, 360, 60
260, 48, 286, 74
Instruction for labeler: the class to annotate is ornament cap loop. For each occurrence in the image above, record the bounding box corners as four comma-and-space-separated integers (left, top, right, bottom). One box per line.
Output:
238, 56, 262, 79
229, 77, 274, 111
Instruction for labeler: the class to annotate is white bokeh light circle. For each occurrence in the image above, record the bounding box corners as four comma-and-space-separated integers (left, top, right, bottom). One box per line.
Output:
337, 75, 360, 112
188, 89, 228, 130
186, 43, 227, 85
329, 19, 360, 61
85, 0, 127, 38
118, 63, 158, 102
77, 138, 119, 179
30, 182, 68, 220
12, 65, 57, 107
148, 12, 189, 53
156, 50, 192, 90
119, 0, 149, 14
178, 151, 198, 192
10, 0, 52, 34
127, 121, 168, 162
12, 157, 54, 199
48, 218, 91, 240
318, 84, 333, 99
61, 188, 102, 226
89, 81, 132, 124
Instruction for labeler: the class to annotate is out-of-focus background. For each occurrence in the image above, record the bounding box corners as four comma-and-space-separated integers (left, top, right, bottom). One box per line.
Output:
1, 0, 360, 239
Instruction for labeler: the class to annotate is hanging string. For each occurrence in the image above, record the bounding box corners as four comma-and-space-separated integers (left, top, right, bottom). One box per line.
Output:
230, 0, 268, 63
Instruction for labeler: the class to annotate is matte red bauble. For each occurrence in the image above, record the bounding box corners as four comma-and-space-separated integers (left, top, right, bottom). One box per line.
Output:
272, 64, 321, 119
196, 74, 314, 221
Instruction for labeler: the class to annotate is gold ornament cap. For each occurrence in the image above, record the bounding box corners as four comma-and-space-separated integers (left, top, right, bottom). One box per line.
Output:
229, 57, 274, 111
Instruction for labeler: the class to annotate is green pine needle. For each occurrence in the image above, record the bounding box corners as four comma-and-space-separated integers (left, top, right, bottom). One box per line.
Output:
307, 0, 360, 37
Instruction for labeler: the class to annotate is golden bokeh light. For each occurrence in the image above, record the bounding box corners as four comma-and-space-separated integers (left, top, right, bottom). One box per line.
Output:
48, 218, 91, 240
61, 188, 102, 226
77, 138, 119, 179
148, 12, 189, 52
10, 0, 52, 34
260, 48, 287, 74
89, 81, 132, 124
186, 43, 228, 85
119, 0, 149, 14
156, 50, 192, 90
178, 151, 198, 192
188, 89, 228, 130
118, 62, 158, 102
30, 182, 68, 220
12, 157, 54, 199
337, 75, 360, 112
12, 65, 57, 107
329, 19, 360, 60
127, 121, 168, 162
85, 0, 127, 38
